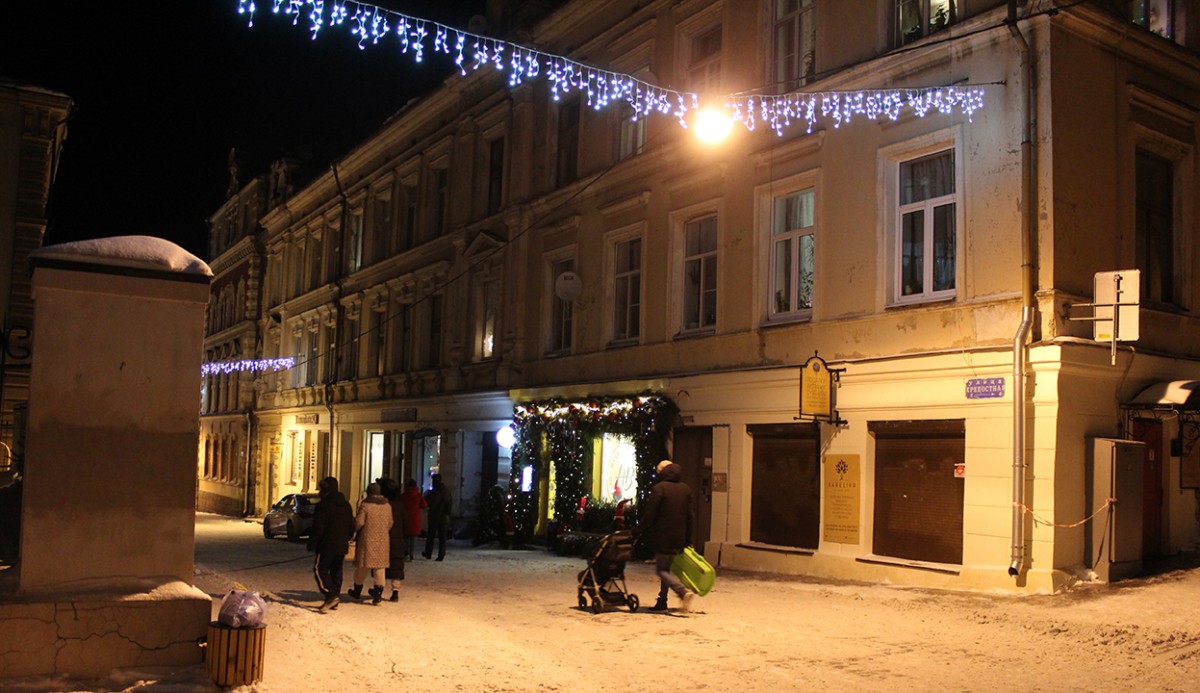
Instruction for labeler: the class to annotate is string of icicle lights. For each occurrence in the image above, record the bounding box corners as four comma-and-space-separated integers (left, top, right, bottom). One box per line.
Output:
236, 0, 987, 136
202, 357, 295, 377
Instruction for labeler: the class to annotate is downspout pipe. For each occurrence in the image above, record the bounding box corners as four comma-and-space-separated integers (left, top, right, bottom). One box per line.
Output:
1007, 0, 1038, 577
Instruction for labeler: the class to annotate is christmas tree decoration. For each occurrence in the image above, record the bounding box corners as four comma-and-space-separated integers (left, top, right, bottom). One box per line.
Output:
237, 0, 988, 137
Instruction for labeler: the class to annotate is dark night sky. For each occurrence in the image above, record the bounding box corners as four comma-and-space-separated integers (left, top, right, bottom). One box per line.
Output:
3, 1, 486, 260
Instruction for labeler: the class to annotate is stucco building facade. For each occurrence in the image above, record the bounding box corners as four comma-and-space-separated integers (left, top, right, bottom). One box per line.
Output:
203, 0, 1200, 592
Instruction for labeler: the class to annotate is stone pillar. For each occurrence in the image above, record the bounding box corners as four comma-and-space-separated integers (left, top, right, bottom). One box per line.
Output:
20, 241, 210, 592
0, 237, 212, 679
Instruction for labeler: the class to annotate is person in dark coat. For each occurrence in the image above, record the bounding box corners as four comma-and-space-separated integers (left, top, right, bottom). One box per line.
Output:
308, 476, 356, 614
378, 477, 407, 602
422, 473, 452, 561
639, 460, 695, 612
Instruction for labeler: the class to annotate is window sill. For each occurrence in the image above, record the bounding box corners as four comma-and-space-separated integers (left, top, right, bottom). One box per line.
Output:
674, 328, 716, 341
855, 554, 960, 575
735, 541, 815, 556
543, 349, 572, 359
762, 313, 812, 328
606, 338, 640, 349
886, 294, 956, 310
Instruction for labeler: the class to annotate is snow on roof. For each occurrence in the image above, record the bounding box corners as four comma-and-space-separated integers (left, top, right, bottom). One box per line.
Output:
29, 235, 212, 277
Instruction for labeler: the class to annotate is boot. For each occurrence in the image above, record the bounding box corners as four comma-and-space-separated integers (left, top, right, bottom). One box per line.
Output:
347, 584, 363, 601
649, 596, 668, 612
389, 590, 399, 602
370, 586, 384, 606
318, 596, 340, 614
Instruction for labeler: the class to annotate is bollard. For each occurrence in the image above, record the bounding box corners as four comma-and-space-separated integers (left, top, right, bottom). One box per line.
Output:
205, 621, 266, 686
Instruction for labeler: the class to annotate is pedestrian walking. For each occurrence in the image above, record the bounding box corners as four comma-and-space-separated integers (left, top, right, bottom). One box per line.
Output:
400, 478, 427, 561
348, 482, 393, 605
308, 476, 355, 614
378, 477, 407, 602
639, 460, 695, 612
422, 473, 452, 561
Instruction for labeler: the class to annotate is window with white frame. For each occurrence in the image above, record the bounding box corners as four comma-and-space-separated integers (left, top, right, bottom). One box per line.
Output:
774, 0, 816, 92
682, 214, 718, 332
618, 104, 647, 161
549, 257, 575, 353
612, 236, 642, 342
893, 148, 957, 302
896, 0, 955, 46
769, 187, 815, 320
687, 24, 722, 94
1126, 0, 1179, 40
479, 279, 500, 360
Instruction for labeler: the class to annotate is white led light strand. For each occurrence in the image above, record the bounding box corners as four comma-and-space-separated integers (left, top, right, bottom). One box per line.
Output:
236, 0, 987, 135
202, 357, 296, 376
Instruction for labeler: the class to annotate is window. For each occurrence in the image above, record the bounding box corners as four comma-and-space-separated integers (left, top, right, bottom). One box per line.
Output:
322, 322, 336, 383
339, 313, 359, 381
613, 236, 642, 342
598, 433, 638, 503
431, 168, 449, 237
372, 189, 393, 262
895, 148, 957, 302
774, 0, 816, 92
749, 424, 820, 549
346, 209, 364, 274
618, 105, 646, 160
549, 257, 574, 353
424, 295, 443, 369
770, 187, 815, 321
369, 307, 388, 377
290, 329, 303, 389
305, 325, 319, 387
688, 25, 722, 93
557, 100, 581, 186
896, 0, 955, 46
682, 214, 718, 332
487, 137, 505, 215
305, 227, 323, 289
479, 279, 499, 360
1136, 150, 1176, 304
1128, 0, 1178, 39
401, 183, 418, 250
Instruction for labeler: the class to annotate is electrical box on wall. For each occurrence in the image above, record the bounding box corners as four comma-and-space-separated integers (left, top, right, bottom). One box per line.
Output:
1086, 438, 1146, 582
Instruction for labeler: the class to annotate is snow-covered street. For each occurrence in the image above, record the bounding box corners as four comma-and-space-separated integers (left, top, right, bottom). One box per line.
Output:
8, 512, 1200, 692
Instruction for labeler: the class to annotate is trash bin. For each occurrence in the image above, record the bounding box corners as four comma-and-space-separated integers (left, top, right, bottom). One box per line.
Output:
206, 621, 266, 686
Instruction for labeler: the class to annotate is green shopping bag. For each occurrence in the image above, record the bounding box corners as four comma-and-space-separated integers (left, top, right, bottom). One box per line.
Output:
670, 545, 715, 596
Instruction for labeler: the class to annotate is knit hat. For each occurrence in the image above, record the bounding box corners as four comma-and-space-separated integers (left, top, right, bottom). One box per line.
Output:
656, 460, 673, 475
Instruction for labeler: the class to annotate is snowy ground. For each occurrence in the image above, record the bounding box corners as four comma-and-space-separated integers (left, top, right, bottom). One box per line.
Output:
6, 513, 1200, 692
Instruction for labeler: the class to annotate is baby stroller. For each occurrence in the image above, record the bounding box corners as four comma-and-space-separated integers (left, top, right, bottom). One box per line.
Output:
577, 530, 639, 613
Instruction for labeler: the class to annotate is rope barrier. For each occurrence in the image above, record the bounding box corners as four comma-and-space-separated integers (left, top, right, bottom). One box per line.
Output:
1014, 498, 1115, 529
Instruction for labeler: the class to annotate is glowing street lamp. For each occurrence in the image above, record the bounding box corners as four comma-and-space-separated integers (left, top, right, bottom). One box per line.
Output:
694, 105, 734, 144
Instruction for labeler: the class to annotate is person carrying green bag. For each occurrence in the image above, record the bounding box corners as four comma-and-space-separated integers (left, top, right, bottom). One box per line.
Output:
639, 460, 696, 612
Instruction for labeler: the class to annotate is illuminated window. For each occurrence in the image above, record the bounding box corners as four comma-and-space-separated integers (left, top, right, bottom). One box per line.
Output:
891, 147, 958, 303
774, 0, 816, 91
687, 25, 722, 93
769, 187, 815, 321
896, 0, 955, 46
598, 433, 638, 503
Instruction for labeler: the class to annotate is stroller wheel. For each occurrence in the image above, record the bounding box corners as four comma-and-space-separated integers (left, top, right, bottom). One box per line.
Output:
627, 594, 639, 612
591, 596, 603, 614
578, 592, 588, 609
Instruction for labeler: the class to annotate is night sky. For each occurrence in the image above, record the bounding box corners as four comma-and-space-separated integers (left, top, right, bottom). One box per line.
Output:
3, 1, 486, 260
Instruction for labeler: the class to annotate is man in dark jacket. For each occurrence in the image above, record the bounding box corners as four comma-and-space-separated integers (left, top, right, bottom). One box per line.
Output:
640, 460, 695, 612
308, 476, 356, 613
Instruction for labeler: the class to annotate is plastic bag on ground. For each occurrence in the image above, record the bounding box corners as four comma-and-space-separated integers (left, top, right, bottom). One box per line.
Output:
217, 588, 268, 628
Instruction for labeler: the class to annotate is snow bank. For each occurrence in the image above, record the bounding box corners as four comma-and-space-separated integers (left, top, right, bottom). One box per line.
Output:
29, 235, 212, 276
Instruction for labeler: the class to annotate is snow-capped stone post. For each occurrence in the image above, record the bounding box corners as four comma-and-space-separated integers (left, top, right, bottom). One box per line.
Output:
1, 236, 212, 677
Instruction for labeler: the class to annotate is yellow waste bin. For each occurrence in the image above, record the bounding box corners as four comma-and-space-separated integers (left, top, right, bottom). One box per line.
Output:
206, 621, 266, 686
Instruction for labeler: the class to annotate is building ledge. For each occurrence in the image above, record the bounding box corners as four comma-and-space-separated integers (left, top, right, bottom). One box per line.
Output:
856, 554, 961, 575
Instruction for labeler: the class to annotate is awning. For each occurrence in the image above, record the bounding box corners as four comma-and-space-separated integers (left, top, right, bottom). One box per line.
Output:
1125, 380, 1200, 410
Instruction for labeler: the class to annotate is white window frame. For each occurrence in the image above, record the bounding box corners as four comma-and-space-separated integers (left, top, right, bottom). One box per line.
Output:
677, 3, 724, 96
773, 0, 816, 92
544, 248, 577, 355
670, 200, 722, 336
879, 128, 964, 307
756, 169, 819, 325
606, 223, 644, 345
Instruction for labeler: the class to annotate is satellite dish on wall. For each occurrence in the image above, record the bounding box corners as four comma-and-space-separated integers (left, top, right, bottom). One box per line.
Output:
554, 271, 582, 302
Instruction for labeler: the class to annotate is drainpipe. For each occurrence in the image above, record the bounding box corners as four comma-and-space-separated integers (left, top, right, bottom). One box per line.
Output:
243, 409, 254, 516
1007, 0, 1038, 577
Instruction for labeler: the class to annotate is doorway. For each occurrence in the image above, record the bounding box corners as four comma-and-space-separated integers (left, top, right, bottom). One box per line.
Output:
671, 427, 713, 550
1130, 419, 1164, 557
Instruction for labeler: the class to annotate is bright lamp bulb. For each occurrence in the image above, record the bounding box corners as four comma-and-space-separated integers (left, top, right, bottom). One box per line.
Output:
694, 106, 733, 144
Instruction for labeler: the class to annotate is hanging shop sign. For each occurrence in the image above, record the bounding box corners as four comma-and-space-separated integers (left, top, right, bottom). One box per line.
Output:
798, 353, 845, 424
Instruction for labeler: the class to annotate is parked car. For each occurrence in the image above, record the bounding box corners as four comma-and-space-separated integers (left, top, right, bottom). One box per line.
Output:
262, 493, 321, 541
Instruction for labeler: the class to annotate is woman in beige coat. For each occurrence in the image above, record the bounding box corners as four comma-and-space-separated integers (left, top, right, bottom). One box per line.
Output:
348, 483, 393, 605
